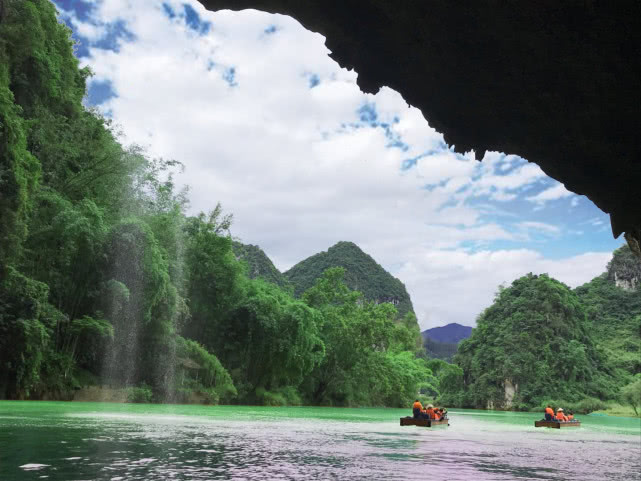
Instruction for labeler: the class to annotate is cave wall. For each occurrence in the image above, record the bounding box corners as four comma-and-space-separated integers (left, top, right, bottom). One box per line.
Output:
199, 0, 641, 254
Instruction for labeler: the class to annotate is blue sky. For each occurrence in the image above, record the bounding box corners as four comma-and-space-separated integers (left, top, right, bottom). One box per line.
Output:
52, 0, 624, 328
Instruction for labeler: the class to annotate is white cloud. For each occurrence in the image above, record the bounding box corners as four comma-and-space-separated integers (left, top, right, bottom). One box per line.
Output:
526, 182, 574, 204
517, 221, 561, 235
476, 161, 545, 191
397, 249, 612, 328
58, 0, 617, 329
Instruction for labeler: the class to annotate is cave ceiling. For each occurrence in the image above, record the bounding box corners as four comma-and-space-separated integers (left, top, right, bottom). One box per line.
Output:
199, 0, 641, 254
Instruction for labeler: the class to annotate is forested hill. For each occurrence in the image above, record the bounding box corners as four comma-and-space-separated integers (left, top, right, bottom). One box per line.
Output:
422, 323, 472, 344
455, 273, 616, 409
450, 245, 641, 411
284, 241, 415, 317
232, 242, 291, 290
574, 244, 641, 382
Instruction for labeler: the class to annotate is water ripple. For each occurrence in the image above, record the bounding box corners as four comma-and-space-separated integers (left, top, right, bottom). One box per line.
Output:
1, 403, 639, 480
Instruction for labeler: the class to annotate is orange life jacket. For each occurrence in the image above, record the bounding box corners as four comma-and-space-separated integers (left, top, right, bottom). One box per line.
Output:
556, 412, 566, 421
426, 408, 435, 419
545, 407, 554, 416
567, 414, 574, 420
413, 401, 423, 410
434, 412, 441, 421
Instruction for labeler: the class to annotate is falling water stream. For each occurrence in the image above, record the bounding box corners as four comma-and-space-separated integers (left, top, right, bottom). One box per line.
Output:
1, 402, 639, 480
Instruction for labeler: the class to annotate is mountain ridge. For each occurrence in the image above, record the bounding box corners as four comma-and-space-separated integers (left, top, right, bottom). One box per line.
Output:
421, 322, 473, 344
231, 241, 292, 290
284, 241, 415, 317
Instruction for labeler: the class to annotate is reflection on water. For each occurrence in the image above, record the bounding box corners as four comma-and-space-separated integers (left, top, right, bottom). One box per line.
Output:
1, 402, 639, 480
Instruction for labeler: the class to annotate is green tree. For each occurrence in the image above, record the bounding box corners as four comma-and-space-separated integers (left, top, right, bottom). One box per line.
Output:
426, 358, 464, 405
220, 279, 324, 401
301, 267, 431, 407
175, 336, 236, 404
182, 208, 245, 348
621, 376, 641, 416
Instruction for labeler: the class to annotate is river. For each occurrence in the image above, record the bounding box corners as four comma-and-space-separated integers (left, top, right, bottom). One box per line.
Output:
0, 401, 639, 480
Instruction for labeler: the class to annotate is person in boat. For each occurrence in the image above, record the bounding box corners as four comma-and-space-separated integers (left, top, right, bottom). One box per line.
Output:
556, 408, 568, 422
567, 411, 575, 421
424, 404, 435, 419
544, 405, 555, 421
412, 399, 423, 419
433, 409, 442, 421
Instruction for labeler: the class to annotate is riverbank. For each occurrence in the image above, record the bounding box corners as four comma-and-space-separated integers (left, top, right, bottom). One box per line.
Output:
17, 394, 641, 419
73, 386, 217, 404
592, 403, 640, 418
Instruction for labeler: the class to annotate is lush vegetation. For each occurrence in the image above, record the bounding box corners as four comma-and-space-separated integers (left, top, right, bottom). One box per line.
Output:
231, 241, 292, 291
422, 337, 459, 362
285, 241, 415, 317
0, 0, 430, 407
453, 274, 614, 410
443, 247, 641, 414
575, 245, 641, 385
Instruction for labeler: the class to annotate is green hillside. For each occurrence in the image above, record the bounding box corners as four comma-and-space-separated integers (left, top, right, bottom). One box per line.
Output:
454, 273, 617, 410
232, 242, 291, 290
574, 245, 641, 381
448, 246, 641, 412
284, 241, 415, 317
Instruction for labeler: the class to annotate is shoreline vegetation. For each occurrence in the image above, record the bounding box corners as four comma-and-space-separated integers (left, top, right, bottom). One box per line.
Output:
1, 0, 640, 418
591, 404, 640, 418
1, 398, 639, 420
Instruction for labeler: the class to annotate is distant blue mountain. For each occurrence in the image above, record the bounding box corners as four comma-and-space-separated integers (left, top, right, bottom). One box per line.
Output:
421, 323, 473, 344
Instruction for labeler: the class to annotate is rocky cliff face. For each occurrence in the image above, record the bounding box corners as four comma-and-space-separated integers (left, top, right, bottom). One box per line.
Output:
613, 272, 639, 292
504, 379, 518, 408
607, 245, 641, 292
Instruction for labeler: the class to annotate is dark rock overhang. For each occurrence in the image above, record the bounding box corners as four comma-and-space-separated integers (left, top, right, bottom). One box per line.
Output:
199, 0, 641, 255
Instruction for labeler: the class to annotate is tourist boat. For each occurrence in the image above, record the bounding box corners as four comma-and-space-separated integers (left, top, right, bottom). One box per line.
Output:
400, 417, 449, 427
534, 420, 581, 428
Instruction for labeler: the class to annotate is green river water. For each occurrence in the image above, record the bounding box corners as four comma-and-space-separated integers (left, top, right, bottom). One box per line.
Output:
0, 401, 639, 480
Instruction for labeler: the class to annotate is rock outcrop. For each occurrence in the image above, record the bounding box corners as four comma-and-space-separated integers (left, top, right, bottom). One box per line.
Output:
607, 245, 641, 292
504, 379, 518, 408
